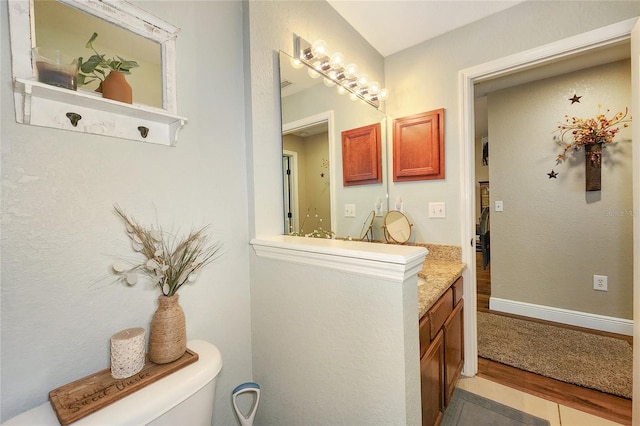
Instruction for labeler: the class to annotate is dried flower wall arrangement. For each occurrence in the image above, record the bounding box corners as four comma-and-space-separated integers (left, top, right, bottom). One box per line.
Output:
553, 104, 631, 165
112, 205, 222, 296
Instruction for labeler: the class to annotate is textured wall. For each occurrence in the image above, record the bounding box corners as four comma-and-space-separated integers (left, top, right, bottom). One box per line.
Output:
384, 1, 640, 244
489, 60, 632, 319
250, 253, 420, 426
1, 2, 251, 424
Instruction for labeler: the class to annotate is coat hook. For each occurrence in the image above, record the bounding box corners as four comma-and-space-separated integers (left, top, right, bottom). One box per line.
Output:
137, 126, 149, 138
66, 112, 81, 127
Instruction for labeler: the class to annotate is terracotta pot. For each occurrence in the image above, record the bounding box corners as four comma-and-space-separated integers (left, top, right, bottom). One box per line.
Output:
101, 70, 132, 104
584, 143, 602, 192
148, 294, 186, 364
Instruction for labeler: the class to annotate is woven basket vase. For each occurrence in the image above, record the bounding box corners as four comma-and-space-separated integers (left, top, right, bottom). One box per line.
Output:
148, 294, 186, 364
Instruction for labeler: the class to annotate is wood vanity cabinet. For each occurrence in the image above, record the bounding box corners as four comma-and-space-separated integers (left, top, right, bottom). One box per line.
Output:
420, 276, 464, 426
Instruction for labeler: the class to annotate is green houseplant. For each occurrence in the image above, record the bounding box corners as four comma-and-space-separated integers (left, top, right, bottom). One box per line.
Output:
78, 33, 139, 103
78, 32, 139, 87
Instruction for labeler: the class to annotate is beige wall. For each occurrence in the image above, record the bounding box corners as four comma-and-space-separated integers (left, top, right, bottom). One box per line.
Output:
384, 1, 639, 244
488, 60, 632, 319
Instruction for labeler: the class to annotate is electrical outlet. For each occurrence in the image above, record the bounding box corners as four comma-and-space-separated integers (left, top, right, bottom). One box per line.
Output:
374, 199, 383, 217
428, 202, 446, 218
344, 204, 356, 217
593, 275, 608, 291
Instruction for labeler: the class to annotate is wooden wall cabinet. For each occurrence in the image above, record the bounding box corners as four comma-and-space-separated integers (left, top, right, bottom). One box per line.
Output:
341, 123, 382, 186
393, 109, 444, 182
420, 276, 464, 426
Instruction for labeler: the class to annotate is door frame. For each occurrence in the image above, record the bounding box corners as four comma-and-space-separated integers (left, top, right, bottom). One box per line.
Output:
458, 18, 638, 388
282, 110, 336, 233
283, 150, 299, 233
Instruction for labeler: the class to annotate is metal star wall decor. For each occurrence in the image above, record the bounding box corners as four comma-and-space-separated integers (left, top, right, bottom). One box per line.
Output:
547, 170, 558, 179
569, 94, 582, 104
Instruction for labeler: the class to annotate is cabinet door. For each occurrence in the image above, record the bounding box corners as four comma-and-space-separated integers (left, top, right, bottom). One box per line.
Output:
393, 109, 444, 182
421, 330, 444, 426
341, 123, 382, 186
444, 300, 464, 406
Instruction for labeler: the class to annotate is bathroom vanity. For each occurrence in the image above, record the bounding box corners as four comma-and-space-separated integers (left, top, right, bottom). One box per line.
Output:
415, 245, 465, 426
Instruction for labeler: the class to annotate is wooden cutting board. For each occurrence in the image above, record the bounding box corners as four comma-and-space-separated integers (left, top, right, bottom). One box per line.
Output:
49, 349, 198, 425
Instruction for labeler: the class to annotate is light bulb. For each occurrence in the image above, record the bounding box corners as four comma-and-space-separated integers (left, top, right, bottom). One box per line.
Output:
307, 66, 321, 79
311, 39, 328, 58
357, 74, 368, 87
323, 77, 335, 87
337, 85, 347, 95
344, 63, 358, 79
290, 57, 304, 69
378, 88, 389, 100
329, 52, 345, 69
349, 92, 358, 101
368, 81, 380, 95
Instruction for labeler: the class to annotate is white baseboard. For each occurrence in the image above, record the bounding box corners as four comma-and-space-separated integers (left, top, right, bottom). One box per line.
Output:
489, 297, 633, 336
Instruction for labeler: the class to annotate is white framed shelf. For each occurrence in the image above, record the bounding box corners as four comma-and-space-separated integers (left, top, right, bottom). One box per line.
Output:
13, 78, 187, 146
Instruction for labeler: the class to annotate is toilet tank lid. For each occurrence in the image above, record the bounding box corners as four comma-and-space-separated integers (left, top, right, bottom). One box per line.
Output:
74, 339, 223, 425
2, 340, 223, 426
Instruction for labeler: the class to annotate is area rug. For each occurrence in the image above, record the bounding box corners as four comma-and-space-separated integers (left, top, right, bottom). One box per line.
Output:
442, 388, 550, 426
477, 312, 632, 399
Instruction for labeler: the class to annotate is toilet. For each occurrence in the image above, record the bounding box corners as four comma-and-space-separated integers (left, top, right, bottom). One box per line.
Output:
3, 340, 223, 425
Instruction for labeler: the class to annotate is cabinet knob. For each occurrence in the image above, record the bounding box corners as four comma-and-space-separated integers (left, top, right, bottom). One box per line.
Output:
66, 112, 82, 127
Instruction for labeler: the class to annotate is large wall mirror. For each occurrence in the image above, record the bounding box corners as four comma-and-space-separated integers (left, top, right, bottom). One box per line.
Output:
8, 0, 179, 113
279, 51, 388, 240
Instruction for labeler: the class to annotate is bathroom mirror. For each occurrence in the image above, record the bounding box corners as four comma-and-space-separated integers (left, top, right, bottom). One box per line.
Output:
8, 0, 179, 112
383, 210, 413, 244
279, 51, 388, 239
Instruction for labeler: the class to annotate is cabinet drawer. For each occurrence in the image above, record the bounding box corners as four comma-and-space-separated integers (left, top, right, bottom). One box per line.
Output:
428, 288, 453, 338
419, 313, 431, 357
452, 276, 463, 306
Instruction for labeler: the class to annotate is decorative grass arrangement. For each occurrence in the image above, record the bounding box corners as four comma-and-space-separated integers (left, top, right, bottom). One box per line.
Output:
112, 205, 221, 296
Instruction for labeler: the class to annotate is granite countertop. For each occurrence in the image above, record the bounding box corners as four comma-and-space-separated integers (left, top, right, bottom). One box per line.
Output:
414, 244, 466, 319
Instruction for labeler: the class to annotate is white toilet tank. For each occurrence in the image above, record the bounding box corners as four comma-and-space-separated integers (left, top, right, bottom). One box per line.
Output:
3, 340, 223, 425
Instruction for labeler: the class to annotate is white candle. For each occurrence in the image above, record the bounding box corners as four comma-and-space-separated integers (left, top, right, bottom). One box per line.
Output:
110, 327, 146, 379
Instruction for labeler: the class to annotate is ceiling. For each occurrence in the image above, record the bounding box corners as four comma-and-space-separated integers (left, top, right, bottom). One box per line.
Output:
326, 0, 527, 57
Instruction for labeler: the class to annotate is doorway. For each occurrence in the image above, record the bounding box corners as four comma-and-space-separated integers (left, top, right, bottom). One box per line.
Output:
458, 20, 639, 411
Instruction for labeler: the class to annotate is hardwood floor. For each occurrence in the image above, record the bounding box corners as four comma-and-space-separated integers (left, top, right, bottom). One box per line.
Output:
474, 253, 632, 425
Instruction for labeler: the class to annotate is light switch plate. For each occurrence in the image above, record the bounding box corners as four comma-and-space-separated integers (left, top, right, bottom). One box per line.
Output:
428, 202, 446, 218
344, 204, 356, 217
495, 200, 504, 212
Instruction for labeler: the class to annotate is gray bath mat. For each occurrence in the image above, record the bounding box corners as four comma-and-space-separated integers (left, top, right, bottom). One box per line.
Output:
442, 388, 550, 426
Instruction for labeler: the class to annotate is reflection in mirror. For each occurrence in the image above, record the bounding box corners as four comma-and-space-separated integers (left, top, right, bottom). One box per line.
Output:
383, 210, 413, 244
359, 210, 376, 241
33, 0, 162, 108
279, 51, 388, 240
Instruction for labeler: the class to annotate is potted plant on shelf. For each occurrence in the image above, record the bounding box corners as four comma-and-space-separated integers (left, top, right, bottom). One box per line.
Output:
111, 205, 222, 364
78, 32, 139, 104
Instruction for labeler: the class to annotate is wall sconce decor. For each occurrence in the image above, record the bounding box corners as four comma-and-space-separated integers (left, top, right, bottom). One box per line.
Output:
293, 35, 388, 109
551, 98, 631, 191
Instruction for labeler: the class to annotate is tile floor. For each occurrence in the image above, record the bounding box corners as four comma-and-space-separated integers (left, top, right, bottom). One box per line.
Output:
456, 376, 623, 426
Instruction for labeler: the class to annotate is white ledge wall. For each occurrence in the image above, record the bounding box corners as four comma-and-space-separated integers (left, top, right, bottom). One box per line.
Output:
250, 236, 427, 425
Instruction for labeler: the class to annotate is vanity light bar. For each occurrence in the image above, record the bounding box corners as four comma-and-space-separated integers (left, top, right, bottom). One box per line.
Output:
293, 34, 388, 108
